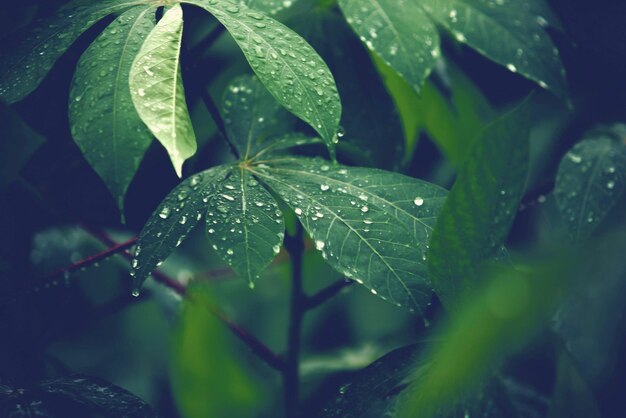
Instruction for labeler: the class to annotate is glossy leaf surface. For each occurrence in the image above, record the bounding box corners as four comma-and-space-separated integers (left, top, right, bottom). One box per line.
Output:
69, 6, 155, 211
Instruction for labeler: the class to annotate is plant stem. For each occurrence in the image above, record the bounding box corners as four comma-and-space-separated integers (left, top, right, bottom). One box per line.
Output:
199, 89, 240, 159
283, 225, 305, 417
304, 278, 354, 311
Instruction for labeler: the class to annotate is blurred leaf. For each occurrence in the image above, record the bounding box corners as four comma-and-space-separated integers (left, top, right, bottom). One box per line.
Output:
221, 74, 293, 159
69, 6, 155, 212
420, 0, 567, 97
131, 165, 232, 291
129, 4, 196, 178
554, 132, 626, 243
205, 168, 284, 286
338, 0, 439, 94
252, 157, 447, 312
0, 375, 159, 417
185, 0, 342, 152
300, 11, 405, 169
428, 99, 531, 307
170, 285, 263, 418
0, 101, 45, 188
0, 0, 139, 103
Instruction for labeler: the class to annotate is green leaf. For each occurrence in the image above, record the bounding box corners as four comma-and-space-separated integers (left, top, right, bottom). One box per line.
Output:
420, 0, 567, 97
171, 285, 263, 418
250, 133, 323, 159
129, 4, 197, 178
222, 74, 293, 159
205, 168, 284, 286
184, 0, 342, 152
0, 0, 138, 103
554, 134, 626, 244
320, 344, 533, 418
338, 0, 439, 94
69, 6, 155, 212
299, 11, 405, 169
428, 100, 532, 307
0, 101, 45, 188
252, 157, 447, 312
245, 0, 299, 15
131, 165, 232, 291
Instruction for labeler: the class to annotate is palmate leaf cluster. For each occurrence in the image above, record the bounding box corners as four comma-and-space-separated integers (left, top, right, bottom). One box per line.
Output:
5, 0, 626, 417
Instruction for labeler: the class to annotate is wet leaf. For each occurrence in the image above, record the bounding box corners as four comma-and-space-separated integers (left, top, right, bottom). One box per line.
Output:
338, 0, 439, 94
69, 6, 155, 212
252, 157, 447, 312
428, 99, 531, 307
0, 0, 139, 103
245, 0, 300, 15
222, 74, 293, 159
129, 4, 197, 177
554, 134, 626, 243
131, 165, 232, 291
205, 168, 284, 286
184, 0, 342, 152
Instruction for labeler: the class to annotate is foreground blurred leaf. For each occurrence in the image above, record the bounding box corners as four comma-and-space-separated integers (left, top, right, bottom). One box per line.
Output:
171, 286, 262, 418
69, 6, 155, 212
252, 157, 447, 312
428, 100, 531, 307
338, 0, 439, 94
0, 101, 45, 188
0, 0, 139, 103
0, 375, 158, 417
221, 75, 293, 159
554, 131, 626, 243
129, 4, 196, 177
185, 0, 342, 152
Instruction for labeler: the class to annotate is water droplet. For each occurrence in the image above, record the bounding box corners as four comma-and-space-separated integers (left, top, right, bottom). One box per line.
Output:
315, 240, 325, 250
414, 197, 424, 206
132, 289, 140, 297
159, 207, 171, 219
361, 206, 369, 213
607, 181, 616, 189
227, 248, 234, 255
295, 208, 303, 215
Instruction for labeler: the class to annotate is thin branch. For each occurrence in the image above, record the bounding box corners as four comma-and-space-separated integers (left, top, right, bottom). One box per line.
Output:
200, 89, 240, 159
80, 224, 283, 371
304, 278, 354, 311
283, 225, 305, 417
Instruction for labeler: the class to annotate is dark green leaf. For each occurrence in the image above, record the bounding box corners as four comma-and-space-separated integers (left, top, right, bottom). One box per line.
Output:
0, 101, 45, 188
245, 0, 300, 15
222, 74, 293, 159
421, 0, 567, 97
129, 4, 196, 177
69, 6, 155, 212
205, 168, 284, 286
554, 134, 626, 243
0, 0, 138, 103
131, 165, 232, 291
428, 100, 531, 307
252, 157, 447, 312
338, 0, 439, 94
184, 0, 342, 151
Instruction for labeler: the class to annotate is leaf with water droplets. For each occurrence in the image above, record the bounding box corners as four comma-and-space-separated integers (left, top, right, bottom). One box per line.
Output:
129, 4, 196, 177
555, 132, 626, 243
222, 74, 293, 159
69, 6, 155, 213
251, 133, 323, 159
205, 168, 284, 285
428, 99, 532, 308
251, 157, 447, 312
420, 0, 567, 97
131, 165, 232, 290
245, 0, 299, 15
319, 344, 532, 418
0, 0, 139, 103
184, 0, 342, 152
338, 0, 439, 94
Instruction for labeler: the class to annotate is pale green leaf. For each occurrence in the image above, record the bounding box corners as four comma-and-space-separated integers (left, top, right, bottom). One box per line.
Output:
131, 165, 232, 291
555, 134, 626, 243
69, 6, 155, 212
205, 168, 284, 285
245, 0, 300, 15
421, 0, 567, 97
222, 74, 293, 159
184, 0, 342, 151
428, 100, 531, 307
252, 157, 447, 312
0, 0, 140, 103
129, 4, 197, 177
338, 0, 439, 94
